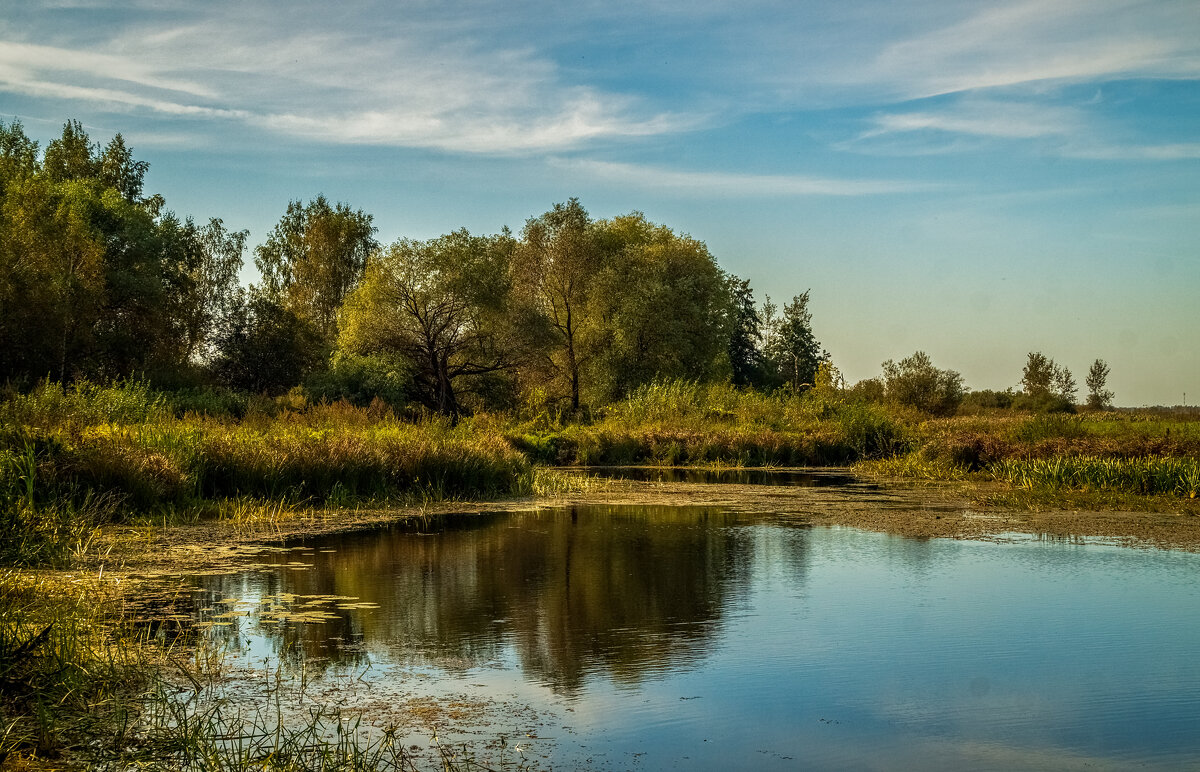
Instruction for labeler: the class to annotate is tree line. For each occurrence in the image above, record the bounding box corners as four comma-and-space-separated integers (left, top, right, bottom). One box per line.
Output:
1, 120, 828, 417
1, 120, 1117, 416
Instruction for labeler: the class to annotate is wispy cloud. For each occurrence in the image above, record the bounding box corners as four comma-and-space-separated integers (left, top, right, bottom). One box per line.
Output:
861, 0, 1200, 99
553, 158, 940, 196
862, 99, 1084, 141
0, 4, 693, 155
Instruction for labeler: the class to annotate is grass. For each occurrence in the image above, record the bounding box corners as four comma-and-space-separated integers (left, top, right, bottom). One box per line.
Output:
0, 570, 527, 771
6, 378, 1200, 566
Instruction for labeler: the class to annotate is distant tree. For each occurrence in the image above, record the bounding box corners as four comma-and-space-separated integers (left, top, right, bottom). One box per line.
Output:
1021, 352, 1055, 399
848, 377, 886, 403
338, 230, 521, 419
586, 213, 734, 402
161, 216, 248, 362
1019, 351, 1077, 412
762, 291, 823, 392
881, 350, 965, 415
1053, 364, 1077, 405
1085, 359, 1114, 409
255, 196, 377, 344
726, 276, 763, 388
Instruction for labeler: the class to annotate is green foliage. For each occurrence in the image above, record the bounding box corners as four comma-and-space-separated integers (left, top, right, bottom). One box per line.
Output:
304, 352, 411, 409
881, 351, 965, 416
961, 389, 1015, 410
339, 230, 521, 418
211, 293, 325, 394
993, 456, 1200, 497
726, 276, 764, 388
1086, 358, 1114, 410
585, 213, 735, 403
255, 195, 378, 343
1020, 351, 1077, 411
760, 291, 824, 392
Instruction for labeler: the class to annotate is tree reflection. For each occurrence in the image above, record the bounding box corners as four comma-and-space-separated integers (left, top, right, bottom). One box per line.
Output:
200, 505, 800, 695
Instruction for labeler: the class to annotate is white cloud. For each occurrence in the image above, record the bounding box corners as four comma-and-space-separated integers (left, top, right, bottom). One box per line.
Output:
0, 4, 693, 155
862, 0, 1200, 99
553, 158, 939, 196
863, 100, 1083, 140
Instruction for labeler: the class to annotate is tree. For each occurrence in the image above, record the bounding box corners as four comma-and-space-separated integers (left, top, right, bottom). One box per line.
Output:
255, 196, 377, 344
513, 199, 600, 411
585, 213, 734, 402
881, 350, 965, 415
762, 291, 824, 392
1053, 364, 1077, 405
1019, 351, 1076, 411
338, 230, 521, 419
1021, 352, 1055, 399
160, 215, 248, 363
1086, 359, 1114, 410
211, 292, 324, 394
726, 276, 763, 388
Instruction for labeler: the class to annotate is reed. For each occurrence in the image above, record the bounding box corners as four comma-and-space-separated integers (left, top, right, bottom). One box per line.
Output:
992, 456, 1200, 497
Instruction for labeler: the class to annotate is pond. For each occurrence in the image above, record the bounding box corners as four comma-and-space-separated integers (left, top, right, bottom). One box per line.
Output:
193, 500, 1200, 770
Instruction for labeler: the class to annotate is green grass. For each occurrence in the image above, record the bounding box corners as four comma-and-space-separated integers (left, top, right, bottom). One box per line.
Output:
992, 456, 1200, 497
0, 571, 507, 770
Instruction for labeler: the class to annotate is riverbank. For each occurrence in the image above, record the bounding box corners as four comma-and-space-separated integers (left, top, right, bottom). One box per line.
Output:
93, 469, 1200, 581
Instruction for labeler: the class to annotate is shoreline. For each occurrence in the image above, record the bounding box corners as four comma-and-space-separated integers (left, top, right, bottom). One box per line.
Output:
94, 471, 1200, 581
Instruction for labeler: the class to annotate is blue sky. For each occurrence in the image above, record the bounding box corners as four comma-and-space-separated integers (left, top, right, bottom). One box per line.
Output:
2, 0, 1197, 405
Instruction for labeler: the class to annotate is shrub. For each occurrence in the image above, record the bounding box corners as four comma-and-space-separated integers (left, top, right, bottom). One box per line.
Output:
881, 351, 965, 416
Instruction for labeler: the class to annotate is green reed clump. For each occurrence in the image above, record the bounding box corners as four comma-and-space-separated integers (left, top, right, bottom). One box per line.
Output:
992, 456, 1200, 497
0, 572, 158, 765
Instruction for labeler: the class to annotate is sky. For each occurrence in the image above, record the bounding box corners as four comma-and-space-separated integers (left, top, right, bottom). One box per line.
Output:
1, 0, 1197, 406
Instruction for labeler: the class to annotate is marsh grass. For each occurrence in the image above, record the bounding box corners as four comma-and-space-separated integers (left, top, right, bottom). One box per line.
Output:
505, 380, 912, 466
993, 456, 1200, 497
1, 382, 535, 564
0, 571, 516, 771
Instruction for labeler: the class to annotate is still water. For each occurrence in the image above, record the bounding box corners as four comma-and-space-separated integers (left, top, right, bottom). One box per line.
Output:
196, 504, 1200, 770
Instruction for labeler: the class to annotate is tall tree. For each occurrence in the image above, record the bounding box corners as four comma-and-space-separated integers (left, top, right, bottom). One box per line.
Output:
338, 230, 520, 419
255, 195, 377, 344
762, 291, 824, 392
1021, 352, 1055, 398
727, 276, 763, 388
1086, 359, 1114, 409
514, 198, 600, 411
160, 215, 248, 362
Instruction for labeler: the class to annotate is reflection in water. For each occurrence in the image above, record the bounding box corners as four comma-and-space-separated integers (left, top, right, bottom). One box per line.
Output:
194, 507, 1200, 771
201, 506, 800, 694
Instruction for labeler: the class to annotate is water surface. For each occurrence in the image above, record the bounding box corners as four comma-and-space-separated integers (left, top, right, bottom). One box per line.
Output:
196, 502, 1200, 770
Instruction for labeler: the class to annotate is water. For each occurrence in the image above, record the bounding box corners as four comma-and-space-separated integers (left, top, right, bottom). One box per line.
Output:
195, 503, 1200, 770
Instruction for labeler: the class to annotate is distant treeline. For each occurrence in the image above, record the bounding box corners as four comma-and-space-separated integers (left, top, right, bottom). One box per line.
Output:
1, 119, 1114, 416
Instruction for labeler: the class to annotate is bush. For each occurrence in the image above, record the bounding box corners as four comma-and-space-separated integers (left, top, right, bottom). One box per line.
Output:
881, 351, 965, 416
304, 352, 410, 409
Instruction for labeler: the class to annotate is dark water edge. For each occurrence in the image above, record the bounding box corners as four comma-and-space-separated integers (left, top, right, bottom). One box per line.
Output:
191, 501, 1200, 771
567, 465, 863, 487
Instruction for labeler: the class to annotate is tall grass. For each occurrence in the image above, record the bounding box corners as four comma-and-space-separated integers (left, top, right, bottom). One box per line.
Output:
993, 456, 1200, 497
1, 382, 534, 565
506, 380, 912, 466
0, 572, 493, 770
